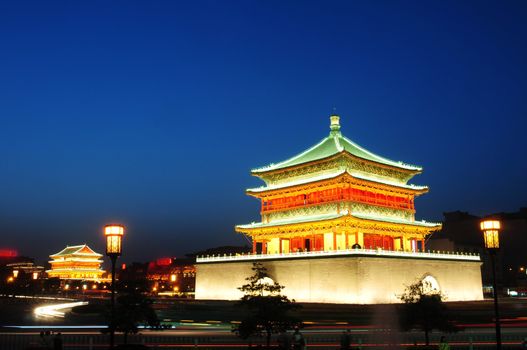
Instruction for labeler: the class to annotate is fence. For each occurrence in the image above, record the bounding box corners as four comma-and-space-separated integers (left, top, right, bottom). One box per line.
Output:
1, 330, 526, 350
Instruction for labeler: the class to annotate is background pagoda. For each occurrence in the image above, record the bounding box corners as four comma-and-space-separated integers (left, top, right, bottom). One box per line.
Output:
47, 244, 105, 280
236, 115, 441, 255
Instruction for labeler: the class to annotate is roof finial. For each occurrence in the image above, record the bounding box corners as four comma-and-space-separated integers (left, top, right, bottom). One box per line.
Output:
330, 110, 340, 133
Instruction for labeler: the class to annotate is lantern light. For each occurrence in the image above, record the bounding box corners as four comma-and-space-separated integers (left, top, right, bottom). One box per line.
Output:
480, 219, 501, 250
13, 270, 19, 278
105, 224, 124, 256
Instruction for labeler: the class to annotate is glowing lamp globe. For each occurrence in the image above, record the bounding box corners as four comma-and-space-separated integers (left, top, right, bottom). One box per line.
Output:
105, 224, 124, 256
480, 219, 501, 250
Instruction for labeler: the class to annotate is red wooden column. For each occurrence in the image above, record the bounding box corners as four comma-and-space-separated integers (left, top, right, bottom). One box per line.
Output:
252, 240, 257, 253
279, 239, 282, 254
333, 232, 337, 250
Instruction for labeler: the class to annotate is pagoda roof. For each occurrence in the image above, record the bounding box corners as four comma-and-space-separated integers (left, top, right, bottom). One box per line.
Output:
236, 212, 440, 230
50, 244, 103, 258
246, 169, 428, 194
252, 116, 422, 174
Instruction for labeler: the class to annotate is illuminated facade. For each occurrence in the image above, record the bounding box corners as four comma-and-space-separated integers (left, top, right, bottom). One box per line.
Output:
146, 257, 196, 296
236, 115, 441, 253
47, 245, 105, 280
196, 115, 483, 303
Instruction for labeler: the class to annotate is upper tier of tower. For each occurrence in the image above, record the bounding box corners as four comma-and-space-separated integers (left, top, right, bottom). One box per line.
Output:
250, 115, 424, 188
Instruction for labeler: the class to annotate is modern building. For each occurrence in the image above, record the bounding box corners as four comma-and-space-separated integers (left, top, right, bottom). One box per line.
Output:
0, 250, 44, 285
196, 115, 483, 304
47, 244, 106, 280
429, 209, 527, 294
146, 257, 196, 296
7, 262, 45, 280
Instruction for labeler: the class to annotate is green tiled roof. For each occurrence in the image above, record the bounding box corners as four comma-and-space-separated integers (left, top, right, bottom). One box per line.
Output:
351, 213, 440, 227
237, 213, 344, 229
50, 244, 102, 257
247, 169, 428, 193
236, 212, 440, 230
252, 116, 421, 173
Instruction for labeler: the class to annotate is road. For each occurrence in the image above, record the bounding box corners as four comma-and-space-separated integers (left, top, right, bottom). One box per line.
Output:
2, 296, 527, 349
2, 322, 527, 349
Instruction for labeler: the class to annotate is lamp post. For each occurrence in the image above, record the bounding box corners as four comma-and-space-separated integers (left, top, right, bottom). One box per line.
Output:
480, 219, 501, 350
105, 224, 124, 349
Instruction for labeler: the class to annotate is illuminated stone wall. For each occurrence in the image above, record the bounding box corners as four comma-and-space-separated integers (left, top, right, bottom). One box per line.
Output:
195, 255, 483, 304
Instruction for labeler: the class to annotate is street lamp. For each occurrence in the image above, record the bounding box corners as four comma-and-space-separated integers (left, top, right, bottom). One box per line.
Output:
105, 224, 124, 349
480, 219, 501, 350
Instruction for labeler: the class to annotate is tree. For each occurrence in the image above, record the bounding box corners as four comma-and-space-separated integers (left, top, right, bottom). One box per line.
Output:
233, 262, 301, 348
398, 279, 456, 346
105, 292, 159, 345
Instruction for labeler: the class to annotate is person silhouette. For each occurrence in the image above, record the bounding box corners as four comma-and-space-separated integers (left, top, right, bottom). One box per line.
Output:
438, 336, 450, 350
340, 329, 351, 350
53, 332, 63, 350
292, 327, 305, 350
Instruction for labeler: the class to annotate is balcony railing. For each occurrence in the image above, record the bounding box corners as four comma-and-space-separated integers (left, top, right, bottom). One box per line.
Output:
196, 248, 480, 263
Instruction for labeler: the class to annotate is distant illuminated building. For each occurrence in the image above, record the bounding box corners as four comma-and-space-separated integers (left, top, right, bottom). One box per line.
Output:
196, 115, 484, 303
146, 257, 196, 296
47, 244, 105, 280
7, 262, 45, 279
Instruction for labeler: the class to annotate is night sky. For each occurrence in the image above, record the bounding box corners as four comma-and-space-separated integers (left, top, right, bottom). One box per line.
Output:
1, 1, 526, 264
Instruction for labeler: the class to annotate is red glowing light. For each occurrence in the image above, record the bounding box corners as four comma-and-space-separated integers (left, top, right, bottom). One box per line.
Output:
156, 257, 172, 266
0, 249, 18, 257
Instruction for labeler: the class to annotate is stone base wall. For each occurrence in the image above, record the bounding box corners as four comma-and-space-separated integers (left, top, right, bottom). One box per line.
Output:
195, 255, 483, 304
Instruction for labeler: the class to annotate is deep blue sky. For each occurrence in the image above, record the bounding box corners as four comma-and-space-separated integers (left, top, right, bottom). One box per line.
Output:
1, 1, 526, 264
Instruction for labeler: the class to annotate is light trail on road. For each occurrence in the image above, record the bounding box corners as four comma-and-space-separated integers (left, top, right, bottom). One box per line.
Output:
34, 301, 88, 318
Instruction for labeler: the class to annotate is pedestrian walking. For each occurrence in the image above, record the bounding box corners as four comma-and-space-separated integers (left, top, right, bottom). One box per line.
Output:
39, 331, 50, 349
438, 336, 450, 350
278, 330, 291, 350
339, 330, 351, 350
292, 327, 306, 350
53, 332, 63, 350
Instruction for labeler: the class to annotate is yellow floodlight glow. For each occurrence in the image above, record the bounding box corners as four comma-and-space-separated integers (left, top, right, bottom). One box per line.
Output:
104, 224, 124, 256
170, 274, 176, 282
13, 270, 19, 278
480, 219, 501, 250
